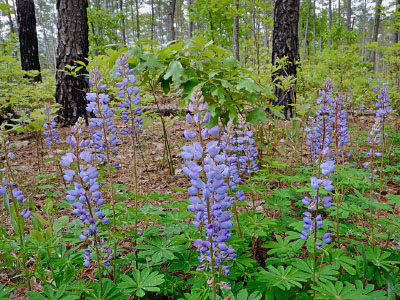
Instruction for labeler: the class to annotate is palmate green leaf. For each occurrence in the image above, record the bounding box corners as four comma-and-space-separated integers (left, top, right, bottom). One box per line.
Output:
164, 61, 184, 84
136, 237, 185, 264
118, 269, 165, 297
329, 249, 357, 275
313, 281, 371, 300
293, 258, 339, 283
256, 265, 306, 291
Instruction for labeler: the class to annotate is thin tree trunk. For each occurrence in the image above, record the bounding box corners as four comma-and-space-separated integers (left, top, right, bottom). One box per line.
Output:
56, 0, 89, 125
16, 0, 42, 82
303, 0, 311, 60
313, 0, 316, 57
104, 0, 108, 10
371, 0, 383, 71
188, 0, 193, 38
263, 8, 268, 49
120, 0, 126, 44
338, 0, 341, 25
5, 0, 15, 34
346, 0, 351, 30
151, 0, 155, 41
167, 0, 176, 40
135, 0, 140, 40
208, 9, 215, 42
393, 0, 400, 44
272, 0, 300, 119
233, 0, 239, 60
328, 0, 332, 45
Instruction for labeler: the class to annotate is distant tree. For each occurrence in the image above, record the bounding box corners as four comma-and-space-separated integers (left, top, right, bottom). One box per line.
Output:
371, 0, 383, 71
233, 0, 239, 60
56, 0, 89, 125
168, 0, 176, 40
271, 0, 300, 120
188, 0, 193, 38
16, 0, 42, 82
346, 0, 351, 30
394, 0, 400, 44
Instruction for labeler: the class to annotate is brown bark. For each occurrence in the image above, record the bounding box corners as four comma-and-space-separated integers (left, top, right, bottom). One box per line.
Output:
168, 0, 176, 40
56, 0, 89, 125
16, 0, 41, 82
271, 0, 300, 119
188, 0, 193, 38
303, 0, 311, 60
371, 0, 383, 70
233, 0, 239, 60
120, 0, 126, 44
346, 0, 351, 30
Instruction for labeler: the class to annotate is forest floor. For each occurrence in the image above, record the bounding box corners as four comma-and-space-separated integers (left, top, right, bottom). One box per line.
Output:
3, 100, 400, 298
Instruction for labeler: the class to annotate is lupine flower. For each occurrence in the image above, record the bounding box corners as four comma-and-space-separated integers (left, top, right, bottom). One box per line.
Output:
61, 118, 111, 267
43, 106, 61, 147
115, 54, 143, 142
300, 79, 336, 249
86, 68, 118, 165
220, 120, 258, 203
182, 91, 235, 280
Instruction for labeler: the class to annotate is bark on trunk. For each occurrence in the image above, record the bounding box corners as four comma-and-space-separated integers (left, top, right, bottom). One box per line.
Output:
371, 0, 383, 70
56, 0, 89, 125
233, 0, 239, 60
328, 0, 332, 44
120, 0, 126, 44
16, 0, 41, 82
346, 0, 351, 30
303, 0, 311, 60
393, 0, 400, 44
271, 0, 300, 120
168, 0, 176, 40
135, 0, 140, 40
151, 0, 155, 41
188, 0, 193, 38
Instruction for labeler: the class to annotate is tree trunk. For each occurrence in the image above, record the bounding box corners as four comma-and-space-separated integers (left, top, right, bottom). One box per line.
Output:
233, 0, 239, 60
371, 0, 383, 70
135, 0, 140, 40
56, 0, 89, 125
5, 0, 15, 34
168, 0, 176, 40
120, 0, 126, 44
303, 0, 311, 60
393, 0, 400, 44
188, 0, 193, 38
272, 0, 300, 120
346, 0, 351, 30
328, 0, 332, 44
151, 0, 155, 41
313, 0, 316, 57
104, 0, 108, 10
16, 0, 41, 82
338, 0, 341, 25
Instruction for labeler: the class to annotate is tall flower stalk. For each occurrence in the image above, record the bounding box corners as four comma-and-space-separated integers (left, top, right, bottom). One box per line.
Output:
182, 91, 235, 299
60, 118, 115, 298
302, 80, 335, 291
115, 54, 143, 266
86, 68, 119, 280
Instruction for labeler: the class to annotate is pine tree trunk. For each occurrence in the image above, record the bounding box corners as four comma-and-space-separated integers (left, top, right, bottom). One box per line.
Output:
328, 0, 332, 44
135, 0, 140, 39
151, 0, 155, 40
16, 0, 41, 82
371, 0, 383, 70
188, 0, 193, 38
303, 0, 311, 60
168, 0, 176, 40
313, 0, 316, 57
272, 0, 300, 120
393, 0, 400, 44
346, 0, 351, 30
5, 0, 15, 34
233, 0, 239, 60
120, 0, 126, 44
56, 0, 89, 125
338, 0, 341, 25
